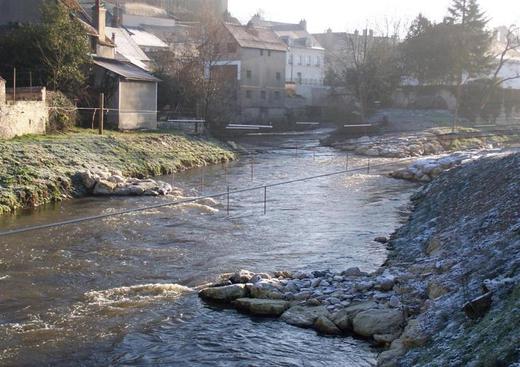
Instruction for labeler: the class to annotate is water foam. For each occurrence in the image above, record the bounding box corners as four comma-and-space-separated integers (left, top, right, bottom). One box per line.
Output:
85, 283, 193, 308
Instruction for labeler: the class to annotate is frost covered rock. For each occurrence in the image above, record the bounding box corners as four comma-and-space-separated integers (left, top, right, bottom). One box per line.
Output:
352, 308, 404, 338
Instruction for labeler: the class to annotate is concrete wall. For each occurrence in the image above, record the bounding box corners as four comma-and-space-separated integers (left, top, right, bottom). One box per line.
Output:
118, 80, 157, 130
0, 101, 48, 139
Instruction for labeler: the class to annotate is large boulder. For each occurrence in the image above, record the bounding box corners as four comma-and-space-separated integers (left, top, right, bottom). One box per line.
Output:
233, 298, 290, 317
332, 301, 379, 331
93, 179, 117, 195
280, 305, 330, 328
314, 316, 341, 335
246, 284, 284, 300
400, 319, 429, 348
199, 284, 248, 302
377, 338, 407, 367
230, 270, 254, 284
352, 308, 404, 338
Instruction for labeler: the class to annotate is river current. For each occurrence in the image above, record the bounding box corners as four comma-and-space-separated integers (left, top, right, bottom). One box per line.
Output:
0, 130, 417, 366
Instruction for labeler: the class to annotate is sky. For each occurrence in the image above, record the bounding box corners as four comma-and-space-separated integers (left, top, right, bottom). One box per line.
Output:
228, 0, 520, 34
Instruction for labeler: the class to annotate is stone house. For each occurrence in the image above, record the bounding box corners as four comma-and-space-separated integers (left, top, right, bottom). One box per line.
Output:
215, 22, 288, 123
250, 15, 326, 108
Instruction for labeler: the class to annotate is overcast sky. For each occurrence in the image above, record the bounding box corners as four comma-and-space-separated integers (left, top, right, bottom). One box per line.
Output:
228, 0, 520, 34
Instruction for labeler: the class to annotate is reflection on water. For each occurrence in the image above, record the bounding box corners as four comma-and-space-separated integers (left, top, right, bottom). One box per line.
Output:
0, 131, 417, 366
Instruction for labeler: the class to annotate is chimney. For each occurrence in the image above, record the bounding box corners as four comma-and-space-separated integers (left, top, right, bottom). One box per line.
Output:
362, 29, 367, 37
93, 0, 107, 43
369, 29, 374, 37
299, 19, 307, 31
112, 3, 123, 28
112, 32, 116, 43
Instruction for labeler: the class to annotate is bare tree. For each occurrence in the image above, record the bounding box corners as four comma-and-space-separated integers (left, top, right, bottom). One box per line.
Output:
154, 11, 237, 130
479, 25, 520, 113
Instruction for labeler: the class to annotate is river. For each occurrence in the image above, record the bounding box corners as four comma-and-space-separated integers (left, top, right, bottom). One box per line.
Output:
0, 130, 417, 366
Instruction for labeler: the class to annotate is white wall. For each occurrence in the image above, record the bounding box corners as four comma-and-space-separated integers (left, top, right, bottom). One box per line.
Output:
0, 101, 48, 139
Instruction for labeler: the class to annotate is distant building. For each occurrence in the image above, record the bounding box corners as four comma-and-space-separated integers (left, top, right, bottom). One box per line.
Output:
216, 22, 288, 123
314, 28, 383, 85
250, 15, 326, 108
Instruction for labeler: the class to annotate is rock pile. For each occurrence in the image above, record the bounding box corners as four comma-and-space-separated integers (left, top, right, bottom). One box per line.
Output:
199, 268, 413, 351
325, 129, 499, 158
77, 167, 181, 197
389, 151, 501, 182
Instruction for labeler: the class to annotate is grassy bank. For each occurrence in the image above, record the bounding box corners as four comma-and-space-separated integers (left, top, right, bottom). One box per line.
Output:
0, 129, 235, 214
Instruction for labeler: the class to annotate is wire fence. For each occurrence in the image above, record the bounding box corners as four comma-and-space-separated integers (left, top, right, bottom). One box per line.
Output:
0, 157, 417, 238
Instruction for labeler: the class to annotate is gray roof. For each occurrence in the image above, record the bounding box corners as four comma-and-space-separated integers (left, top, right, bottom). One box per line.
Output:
93, 57, 160, 82
224, 23, 287, 52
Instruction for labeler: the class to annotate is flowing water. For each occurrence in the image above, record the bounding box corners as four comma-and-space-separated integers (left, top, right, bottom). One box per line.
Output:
0, 130, 418, 366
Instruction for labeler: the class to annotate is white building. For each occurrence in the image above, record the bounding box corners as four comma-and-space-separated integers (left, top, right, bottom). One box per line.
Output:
250, 16, 326, 107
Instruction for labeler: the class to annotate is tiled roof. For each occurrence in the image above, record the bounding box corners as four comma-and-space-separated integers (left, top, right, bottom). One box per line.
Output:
93, 57, 160, 82
224, 23, 287, 52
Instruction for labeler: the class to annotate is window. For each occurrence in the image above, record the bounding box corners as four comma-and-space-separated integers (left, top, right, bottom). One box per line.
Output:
297, 72, 302, 84
276, 72, 281, 81
274, 91, 281, 100
307, 56, 311, 65
268, 50, 272, 56
260, 49, 264, 56
298, 56, 303, 65
261, 91, 266, 100
246, 90, 252, 99
288, 54, 293, 64
227, 42, 236, 53
316, 56, 321, 66
246, 70, 252, 79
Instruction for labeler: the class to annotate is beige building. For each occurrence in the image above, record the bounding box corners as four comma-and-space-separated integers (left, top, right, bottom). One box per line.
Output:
250, 15, 326, 108
216, 23, 288, 123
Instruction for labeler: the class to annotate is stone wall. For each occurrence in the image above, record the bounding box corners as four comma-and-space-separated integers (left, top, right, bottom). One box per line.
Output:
0, 83, 48, 139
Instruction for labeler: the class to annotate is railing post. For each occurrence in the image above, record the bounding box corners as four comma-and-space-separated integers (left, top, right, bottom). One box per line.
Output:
99, 93, 104, 135
367, 158, 370, 174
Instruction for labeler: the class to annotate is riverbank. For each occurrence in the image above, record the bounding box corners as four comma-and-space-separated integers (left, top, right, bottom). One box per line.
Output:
198, 152, 520, 366
322, 127, 515, 158
0, 130, 235, 214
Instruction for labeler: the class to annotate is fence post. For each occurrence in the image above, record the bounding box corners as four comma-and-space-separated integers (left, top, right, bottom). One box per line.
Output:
346, 152, 349, 171
251, 156, 254, 181
12, 67, 16, 102
263, 186, 267, 215
99, 93, 104, 135
226, 185, 230, 216
367, 158, 370, 174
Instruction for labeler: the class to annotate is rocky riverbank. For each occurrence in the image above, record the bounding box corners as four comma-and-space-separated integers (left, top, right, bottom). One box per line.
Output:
323, 128, 511, 158
0, 130, 235, 214
199, 152, 520, 366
